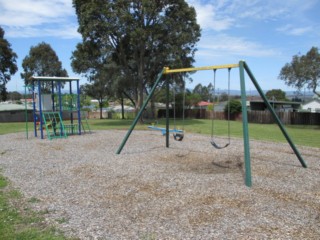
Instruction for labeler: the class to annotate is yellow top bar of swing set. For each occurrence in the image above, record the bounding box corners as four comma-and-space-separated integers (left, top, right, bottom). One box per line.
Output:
163, 63, 239, 74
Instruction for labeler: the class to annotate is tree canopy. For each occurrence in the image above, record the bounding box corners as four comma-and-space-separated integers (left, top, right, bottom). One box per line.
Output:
0, 27, 18, 101
21, 42, 68, 92
224, 99, 242, 119
71, 40, 119, 118
72, 0, 201, 110
7, 91, 22, 101
265, 89, 287, 101
81, 80, 109, 119
279, 46, 320, 97
193, 83, 214, 102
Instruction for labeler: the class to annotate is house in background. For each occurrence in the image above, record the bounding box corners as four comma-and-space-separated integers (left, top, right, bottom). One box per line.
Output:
301, 99, 320, 113
249, 100, 301, 112
0, 102, 33, 122
196, 101, 212, 109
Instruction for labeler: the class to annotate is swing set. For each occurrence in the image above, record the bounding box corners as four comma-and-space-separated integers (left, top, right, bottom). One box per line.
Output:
116, 61, 307, 187
145, 75, 186, 141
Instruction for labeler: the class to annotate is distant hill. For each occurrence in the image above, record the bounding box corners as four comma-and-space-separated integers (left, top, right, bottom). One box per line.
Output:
204, 89, 314, 97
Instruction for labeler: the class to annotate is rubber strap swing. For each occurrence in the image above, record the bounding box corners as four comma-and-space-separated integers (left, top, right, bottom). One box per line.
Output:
210, 68, 231, 149
173, 74, 185, 141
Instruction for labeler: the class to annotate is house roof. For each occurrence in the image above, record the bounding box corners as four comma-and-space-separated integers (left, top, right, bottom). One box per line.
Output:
0, 103, 33, 111
249, 100, 302, 109
303, 99, 320, 105
102, 105, 135, 112
249, 100, 301, 105
198, 101, 212, 106
30, 76, 79, 81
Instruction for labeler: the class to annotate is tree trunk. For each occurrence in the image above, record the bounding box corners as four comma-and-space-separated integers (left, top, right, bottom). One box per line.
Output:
137, 45, 145, 122
151, 98, 156, 119
137, 75, 144, 123
121, 96, 125, 119
99, 100, 103, 119
312, 85, 320, 98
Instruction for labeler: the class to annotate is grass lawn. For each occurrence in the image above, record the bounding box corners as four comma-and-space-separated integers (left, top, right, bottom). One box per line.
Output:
1, 119, 319, 148
87, 118, 320, 148
0, 173, 70, 240
0, 122, 33, 135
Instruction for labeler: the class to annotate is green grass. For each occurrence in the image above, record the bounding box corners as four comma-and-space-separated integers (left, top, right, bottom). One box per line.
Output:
0, 173, 70, 240
166, 119, 320, 148
1, 119, 319, 148
88, 118, 320, 148
0, 122, 34, 135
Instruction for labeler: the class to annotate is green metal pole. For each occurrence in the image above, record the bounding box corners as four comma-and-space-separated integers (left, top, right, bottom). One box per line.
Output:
32, 82, 37, 138
38, 80, 44, 139
166, 75, 170, 148
243, 61, 307, 168
116, 70, 164, 154
76, 80, 81, 135
239, 61, 252, 187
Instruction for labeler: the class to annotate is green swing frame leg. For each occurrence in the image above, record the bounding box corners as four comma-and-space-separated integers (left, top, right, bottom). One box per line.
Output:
116, 71, 165, 154
239, 61, 252, 187
239, 61, 307, 187
242, 61, 307, 168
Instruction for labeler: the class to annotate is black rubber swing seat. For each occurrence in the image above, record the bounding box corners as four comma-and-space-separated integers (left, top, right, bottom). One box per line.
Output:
173, 133, 184, 141
210, 140, 229, 149
210, 68, 231, 150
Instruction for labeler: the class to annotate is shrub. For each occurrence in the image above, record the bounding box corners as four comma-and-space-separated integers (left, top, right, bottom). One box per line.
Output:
224, 99, 242, 119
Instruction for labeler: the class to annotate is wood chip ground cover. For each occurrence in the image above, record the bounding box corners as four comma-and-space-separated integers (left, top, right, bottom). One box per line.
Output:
0, 130, 319, 239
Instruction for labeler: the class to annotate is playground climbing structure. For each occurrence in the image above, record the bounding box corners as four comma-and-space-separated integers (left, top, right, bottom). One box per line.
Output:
26, 76, 90, 140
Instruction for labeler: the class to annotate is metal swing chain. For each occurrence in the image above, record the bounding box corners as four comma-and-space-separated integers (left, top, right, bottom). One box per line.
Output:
172, 75, 176, 131
211, 69, 217, 139
173, 74, 185, 141
210, 68, 231, 149
182, 74, 186, 132
227, 68, 231, 144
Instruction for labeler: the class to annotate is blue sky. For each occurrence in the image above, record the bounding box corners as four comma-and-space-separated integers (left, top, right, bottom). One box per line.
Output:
1, 0, 319, 94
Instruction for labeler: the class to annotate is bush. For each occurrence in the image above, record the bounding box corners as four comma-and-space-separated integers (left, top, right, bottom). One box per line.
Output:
224, 99, 242, 119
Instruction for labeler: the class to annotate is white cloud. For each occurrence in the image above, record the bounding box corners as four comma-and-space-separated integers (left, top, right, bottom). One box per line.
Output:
5, 25, 80, 39
188, 0, 234, 31
187, 0, 318, 63
227, 0, 318, 20
188, 0, 318, 30
0, 0, 78, 38
276, 24, 313, 36
0, 0, 74, 26
196, 34, 280, 59
228, 1, 290, 21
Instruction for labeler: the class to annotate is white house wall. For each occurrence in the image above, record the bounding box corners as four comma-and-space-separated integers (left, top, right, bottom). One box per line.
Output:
302, 100, 320, 112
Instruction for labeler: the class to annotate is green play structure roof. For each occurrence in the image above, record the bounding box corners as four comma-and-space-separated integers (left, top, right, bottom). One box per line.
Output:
30, 76, 79, 81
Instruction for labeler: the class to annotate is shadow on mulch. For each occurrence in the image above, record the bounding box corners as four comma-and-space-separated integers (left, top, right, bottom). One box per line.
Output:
157, 151, 244, 175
